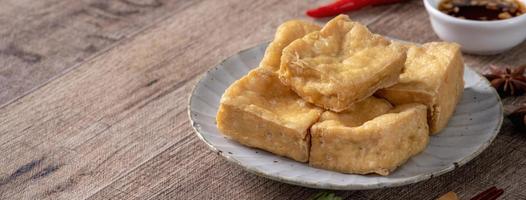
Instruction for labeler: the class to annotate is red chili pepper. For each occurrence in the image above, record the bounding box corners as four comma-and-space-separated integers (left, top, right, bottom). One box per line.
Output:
306, 0, 403, 18
470, 186, 504, 200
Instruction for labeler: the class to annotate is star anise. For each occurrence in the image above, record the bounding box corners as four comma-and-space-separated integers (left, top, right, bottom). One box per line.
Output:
509, 104, 526, 131
484, 65, 526, 97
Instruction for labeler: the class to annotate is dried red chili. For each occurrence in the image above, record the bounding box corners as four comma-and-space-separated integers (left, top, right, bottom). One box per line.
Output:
470, 186, 504, 200
306, 0, 403, 18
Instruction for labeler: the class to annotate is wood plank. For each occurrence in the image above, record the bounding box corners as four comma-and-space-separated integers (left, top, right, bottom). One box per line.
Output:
85, 131, 523, 200
88, 133, 324, 200
0, 0, 198, 106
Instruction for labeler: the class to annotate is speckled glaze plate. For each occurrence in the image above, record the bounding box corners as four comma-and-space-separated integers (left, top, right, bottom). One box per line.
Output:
188, 41, 503, 190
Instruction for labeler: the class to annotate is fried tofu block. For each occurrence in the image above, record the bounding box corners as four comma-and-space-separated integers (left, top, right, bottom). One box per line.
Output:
310, 97, 429, 175
376, 42, 464, 134
216, 68, 323, 162
279, 15, 406, 112
259, 20, 321, 72
437, 192, 459, 200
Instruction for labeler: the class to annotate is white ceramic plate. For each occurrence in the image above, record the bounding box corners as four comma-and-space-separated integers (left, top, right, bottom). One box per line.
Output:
188, 42, 503, 190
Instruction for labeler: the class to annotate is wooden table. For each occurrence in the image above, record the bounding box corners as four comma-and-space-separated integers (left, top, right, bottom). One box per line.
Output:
0, 0, 525, 199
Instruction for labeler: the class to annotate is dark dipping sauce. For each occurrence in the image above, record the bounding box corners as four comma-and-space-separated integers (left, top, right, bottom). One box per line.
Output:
438, 0, 526, 20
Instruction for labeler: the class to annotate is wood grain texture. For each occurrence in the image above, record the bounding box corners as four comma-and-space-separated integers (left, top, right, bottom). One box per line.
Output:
0, 0, 197, 106
0, 0, 525, 199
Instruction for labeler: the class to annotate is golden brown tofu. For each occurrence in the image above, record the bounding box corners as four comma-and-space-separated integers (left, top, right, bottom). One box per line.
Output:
310, 97, 429, 175
216, 68, 323, 162
376, 42, 464, 134
279, 15, 406, 112
437, 192, 459, 200
259, 20, 321, 72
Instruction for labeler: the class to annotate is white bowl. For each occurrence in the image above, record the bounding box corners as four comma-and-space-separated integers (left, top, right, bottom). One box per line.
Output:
423, 0, 526, 55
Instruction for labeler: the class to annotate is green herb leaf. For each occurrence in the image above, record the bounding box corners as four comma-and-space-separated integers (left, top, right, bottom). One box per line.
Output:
309, 191, 343, 200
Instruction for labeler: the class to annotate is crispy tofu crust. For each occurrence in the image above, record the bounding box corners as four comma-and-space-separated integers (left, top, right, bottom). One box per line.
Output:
279, 15, 406, 112
214, 16, 462, 175
309, 98, 429, 175
260, 20, 321, 72
216, 68, 323, 162
376, 42, 464, 134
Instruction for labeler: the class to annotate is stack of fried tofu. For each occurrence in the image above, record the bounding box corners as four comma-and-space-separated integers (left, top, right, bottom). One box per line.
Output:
216, 15, 464, 175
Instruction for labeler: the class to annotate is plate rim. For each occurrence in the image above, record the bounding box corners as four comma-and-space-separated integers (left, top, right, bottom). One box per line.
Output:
187, 41, 504, 190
